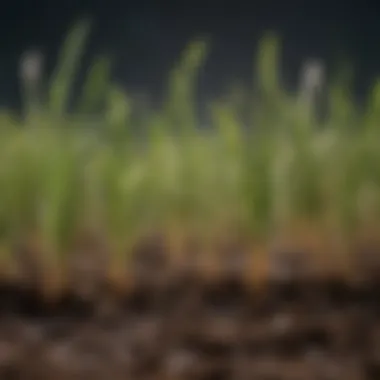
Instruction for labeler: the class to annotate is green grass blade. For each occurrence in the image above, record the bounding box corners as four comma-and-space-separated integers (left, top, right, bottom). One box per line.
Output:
48, 19, 91, 119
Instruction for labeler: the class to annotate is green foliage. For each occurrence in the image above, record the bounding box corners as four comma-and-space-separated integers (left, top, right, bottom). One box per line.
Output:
327, 63, 356, 131
1, 19, 380, 259
164, 39, 207, 135
365, 78, 380, 132
48, 19, 91, 118
256, 33, 281, 96
78, 56, 111, 113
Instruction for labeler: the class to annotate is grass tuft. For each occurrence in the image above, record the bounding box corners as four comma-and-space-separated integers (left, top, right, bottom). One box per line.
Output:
0, 20, 379, 288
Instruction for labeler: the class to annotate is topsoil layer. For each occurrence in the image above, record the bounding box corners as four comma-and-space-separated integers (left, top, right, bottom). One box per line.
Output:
0, 276, 380, 379
2, 233, 380, 380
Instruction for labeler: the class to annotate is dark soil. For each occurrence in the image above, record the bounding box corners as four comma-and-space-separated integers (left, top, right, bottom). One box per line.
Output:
1, 242, 380, 379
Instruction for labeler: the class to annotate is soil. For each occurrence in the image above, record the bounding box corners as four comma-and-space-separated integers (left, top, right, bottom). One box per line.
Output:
0, 238, 380, 379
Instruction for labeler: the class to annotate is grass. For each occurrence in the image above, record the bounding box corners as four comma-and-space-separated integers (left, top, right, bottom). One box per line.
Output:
0, 20, 380, 285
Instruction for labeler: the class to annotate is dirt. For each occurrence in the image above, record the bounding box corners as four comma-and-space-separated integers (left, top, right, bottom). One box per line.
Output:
0, 237, 380, 379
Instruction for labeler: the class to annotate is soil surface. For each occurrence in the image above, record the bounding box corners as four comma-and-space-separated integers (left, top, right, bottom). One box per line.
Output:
0, 276, 379, 379
1, 238, 380, 379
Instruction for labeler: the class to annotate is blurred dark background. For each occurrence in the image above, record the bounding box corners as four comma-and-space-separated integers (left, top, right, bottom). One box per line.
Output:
0, 0, 379, 110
